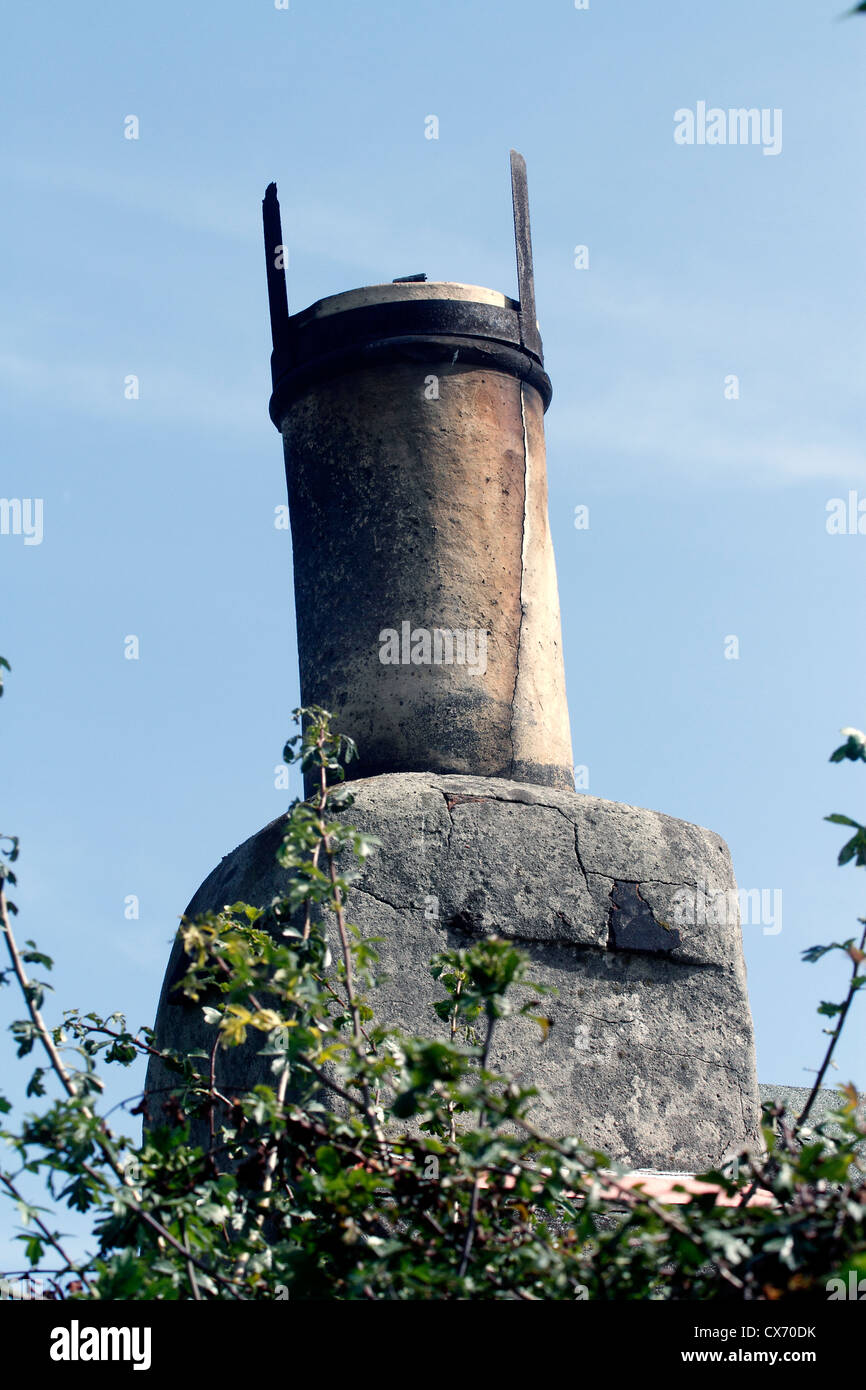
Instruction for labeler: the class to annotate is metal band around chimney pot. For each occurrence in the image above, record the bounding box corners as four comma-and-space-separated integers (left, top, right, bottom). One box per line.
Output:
268, 284, 552, 427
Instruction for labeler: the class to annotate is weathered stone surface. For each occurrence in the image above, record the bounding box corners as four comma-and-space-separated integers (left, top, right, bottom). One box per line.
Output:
146, 774, 760, 1171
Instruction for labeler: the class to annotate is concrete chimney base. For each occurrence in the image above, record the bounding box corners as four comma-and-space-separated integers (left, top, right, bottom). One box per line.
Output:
147, 774, 760, 1172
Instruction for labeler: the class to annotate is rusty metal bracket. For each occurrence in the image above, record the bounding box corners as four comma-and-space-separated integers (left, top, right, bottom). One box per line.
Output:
263, 182, 290, 354
509, 150, 543, 362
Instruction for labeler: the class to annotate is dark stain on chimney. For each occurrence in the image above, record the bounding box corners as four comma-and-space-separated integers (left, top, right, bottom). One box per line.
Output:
607, 880, 682, 955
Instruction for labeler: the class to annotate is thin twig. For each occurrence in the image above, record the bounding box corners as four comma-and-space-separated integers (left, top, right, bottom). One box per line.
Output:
796, 921, 866, 1131
2, 880, 244, 1300
457, 1013, 496, 1279
0, 1171, 94, 1295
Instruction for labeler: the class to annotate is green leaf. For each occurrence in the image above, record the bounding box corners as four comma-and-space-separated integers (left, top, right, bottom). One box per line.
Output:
21, 949, 54, 970
817, 1001, 844, 1018
26, 1067, 46, 1097
838, 836, 860, 866
314, 1145, 341, 1177
802, 943, 835, 963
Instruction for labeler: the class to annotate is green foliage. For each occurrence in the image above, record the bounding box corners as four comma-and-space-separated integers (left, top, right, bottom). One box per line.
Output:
0, 688, 864, 1300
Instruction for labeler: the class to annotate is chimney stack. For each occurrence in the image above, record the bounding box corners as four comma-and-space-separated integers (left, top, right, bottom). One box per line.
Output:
146, 155, 761, 1176
262, 156, 573, 790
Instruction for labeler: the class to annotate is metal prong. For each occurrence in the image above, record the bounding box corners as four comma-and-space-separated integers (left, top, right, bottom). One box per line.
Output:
509, 150, 543, 361
263, 183, 290, 353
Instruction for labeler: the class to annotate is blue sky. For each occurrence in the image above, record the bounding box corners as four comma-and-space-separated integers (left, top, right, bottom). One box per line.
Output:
1, 0, 865, 1263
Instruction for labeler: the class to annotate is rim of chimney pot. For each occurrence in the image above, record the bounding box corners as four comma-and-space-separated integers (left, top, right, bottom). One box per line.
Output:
268, 279, 553, 428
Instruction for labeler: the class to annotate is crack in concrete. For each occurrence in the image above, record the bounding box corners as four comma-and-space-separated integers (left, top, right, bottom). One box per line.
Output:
577, 1019, 749, 1087
351, 884, 411, 915
737, 1084, 748, 1140
631, 1043, 745, 1076
617, 876, 703, 890
436, 788, 456, 852
508, 382, 530, 779
437, 788, 594, 890
573, 826, 589, 885
443, 793, 489, 811
603, 880, 615, 951
425, 784, 706, 897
